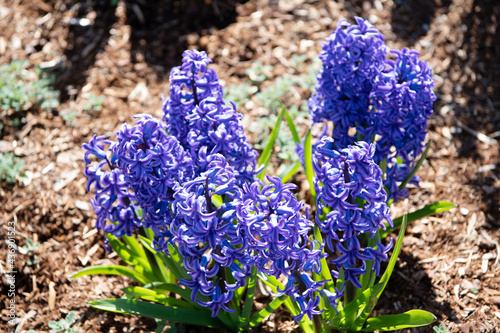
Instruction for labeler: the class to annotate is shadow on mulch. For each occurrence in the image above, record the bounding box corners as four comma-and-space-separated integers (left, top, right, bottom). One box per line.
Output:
378, 248, 456, 328
329, 0, 454, 45
56, 0, 248, 101
391, 0, 453, 44
466, 169, 500, 227
448, 0, 500, 155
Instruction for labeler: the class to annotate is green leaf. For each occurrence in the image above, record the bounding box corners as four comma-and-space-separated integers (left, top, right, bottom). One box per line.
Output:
361, 310, 436, 331
70, 265, 149, 284
238, 266, 257, 331
122, 234, 154, 272
142, 282, 203, 305
257, 106, 285, 180
122, 286, 196, 310
399, 140, 431, 191
89, 298, 227, 329
279, 161, 301, 183
167, 243, 191, 280
107, 234, 156, 282
138, 235, 178, 283
284, 108, 301, 144
303, 130, 316, 201
381, 201, 456, 238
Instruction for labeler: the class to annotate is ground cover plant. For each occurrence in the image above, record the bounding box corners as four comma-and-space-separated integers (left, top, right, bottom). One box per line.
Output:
1, 1, 499, 332
76, 18, 455, 332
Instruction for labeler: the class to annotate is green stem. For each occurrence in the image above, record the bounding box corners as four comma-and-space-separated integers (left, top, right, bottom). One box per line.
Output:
238, 266, 257, 332
344, 280, 358, 328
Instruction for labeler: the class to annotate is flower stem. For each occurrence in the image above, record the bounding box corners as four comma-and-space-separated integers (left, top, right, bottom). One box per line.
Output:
238, 266, 257, 332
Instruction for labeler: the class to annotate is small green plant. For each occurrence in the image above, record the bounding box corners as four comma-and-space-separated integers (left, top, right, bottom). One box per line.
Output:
83, 94, 104, 114
0, 152, 25, 184
19, 237, 41, 266
0, 60, 60, 113
245, 61, 273, 83
48, 311, 81, 333
227, 56, 320, 173
433, 323, 451, 333
27, 311, 81, 333
62, 111, 77, 126
224, 82, 257, 109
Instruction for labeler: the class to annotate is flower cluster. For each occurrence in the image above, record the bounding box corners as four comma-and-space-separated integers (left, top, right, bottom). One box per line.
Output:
163, 49, 258, 182
80, 22, 442, 332
82, 114, 195, 248
83, 50, 325, 319
313, 137, 393, 290
309, 17, 435, 200
308, 17, 387, 147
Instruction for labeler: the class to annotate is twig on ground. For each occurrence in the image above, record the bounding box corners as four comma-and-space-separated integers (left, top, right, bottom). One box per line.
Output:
454, 117, 498, 145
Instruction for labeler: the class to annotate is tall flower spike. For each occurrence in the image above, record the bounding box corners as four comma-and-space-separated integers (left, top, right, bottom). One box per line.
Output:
237, 176, 322, 278
170, 154, 251, 317
308, 16, 387, 148
309, 18, 435, 201
367, 48, 436, 200
82, 136, 141, 243
162, 49, 258, 182
313, 136, 392, 286
111, 114, 194, 234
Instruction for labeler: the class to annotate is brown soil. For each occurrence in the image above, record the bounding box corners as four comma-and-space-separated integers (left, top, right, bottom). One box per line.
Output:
1, 0, 499, 332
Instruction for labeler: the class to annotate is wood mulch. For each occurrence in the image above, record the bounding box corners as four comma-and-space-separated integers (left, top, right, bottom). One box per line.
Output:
1, 0, 499, 332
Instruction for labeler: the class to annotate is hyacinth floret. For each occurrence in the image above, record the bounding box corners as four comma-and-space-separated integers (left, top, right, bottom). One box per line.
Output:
313, 136, 392, 288
162, 49, 258, 182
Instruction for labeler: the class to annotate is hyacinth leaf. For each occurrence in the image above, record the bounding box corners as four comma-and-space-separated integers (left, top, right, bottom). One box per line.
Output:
351, 216, 408, 331
249, 294, 288, 328
89, 298, 227, 329
303, 130, 316, 201
313, 226, 335, 291
142, 281, 209, 305
279, 161, 301, 183
167, 243, 191, 280
122, 234, 148, 262
122, 286, 197, 310
398, 140, 431, 191
257, 106, 285, 181
107, 233, 157, 282
122, 234, 155, 275
238, 266, 258, 332
284, 108, 301, 144
70, 265, 149, 285
330, 283, 384, 329
358, 236, 376, 296
380, 201, 456, 238
138, 236, 185, 281
360, 310, 436, 331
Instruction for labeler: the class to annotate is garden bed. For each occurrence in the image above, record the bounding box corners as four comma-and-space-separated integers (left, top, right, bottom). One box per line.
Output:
1, 0, 499, 332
